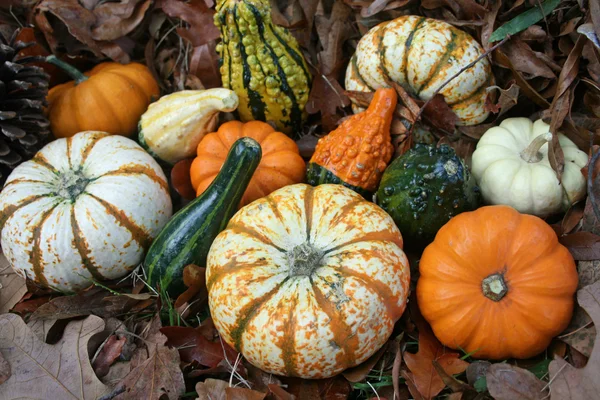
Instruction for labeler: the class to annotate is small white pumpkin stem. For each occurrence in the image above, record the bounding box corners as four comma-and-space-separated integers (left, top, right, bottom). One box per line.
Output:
520, 132, 553, 163
481, 273, 508, 302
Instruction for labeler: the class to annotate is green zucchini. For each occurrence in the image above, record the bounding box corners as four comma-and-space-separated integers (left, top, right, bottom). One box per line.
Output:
144, 137, 262, 296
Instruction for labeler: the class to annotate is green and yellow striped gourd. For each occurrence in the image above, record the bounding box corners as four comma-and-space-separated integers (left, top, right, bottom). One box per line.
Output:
214, 0, 311, 137
346, 16, 494, 126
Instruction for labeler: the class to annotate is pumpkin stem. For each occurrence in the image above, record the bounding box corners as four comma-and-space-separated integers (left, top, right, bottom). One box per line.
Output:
287, 242, 323, 277
481, 273, 508, 302
520, 132, 553, 163
45, 55, 88, 84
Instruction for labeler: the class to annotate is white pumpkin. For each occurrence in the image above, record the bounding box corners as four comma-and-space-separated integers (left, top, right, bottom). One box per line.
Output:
345, 15, 493, 125
0, 131, 173, 292
471, 118, 588, 216
207, 184, 410, 379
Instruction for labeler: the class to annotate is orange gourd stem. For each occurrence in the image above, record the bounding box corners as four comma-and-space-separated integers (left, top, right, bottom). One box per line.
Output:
307, 88, 397, 194
45, 55, 88, 84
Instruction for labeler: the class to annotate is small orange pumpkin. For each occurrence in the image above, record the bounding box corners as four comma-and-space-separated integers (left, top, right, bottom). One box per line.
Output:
46, 56, 159, 138
417, 205, 578, 360
190, 120, 305, 207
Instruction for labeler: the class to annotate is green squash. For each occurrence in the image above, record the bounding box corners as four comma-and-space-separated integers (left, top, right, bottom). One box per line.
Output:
144, 137, 262, 296
376, 144, 481, 248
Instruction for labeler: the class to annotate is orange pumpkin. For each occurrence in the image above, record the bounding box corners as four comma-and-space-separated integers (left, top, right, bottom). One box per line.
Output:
46, 56, 159, 138
417, 205, 578, 360
190, 120, 306, 207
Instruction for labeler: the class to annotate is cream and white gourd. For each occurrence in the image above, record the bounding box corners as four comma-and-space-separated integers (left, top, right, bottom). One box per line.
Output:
138, 88, 239, 164
346, 16, 493, 125
472, 118, 588, 216
0, 131, 172, 292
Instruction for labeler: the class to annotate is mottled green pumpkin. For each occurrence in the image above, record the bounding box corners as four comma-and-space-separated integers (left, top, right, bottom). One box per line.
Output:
375, 144, 481, 248
214, 0, 311, 137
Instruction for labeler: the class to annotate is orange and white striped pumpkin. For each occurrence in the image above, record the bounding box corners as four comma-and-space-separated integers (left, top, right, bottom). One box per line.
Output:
0, 131, 172, 292
207, 184, 410, 378
345, 15, 493, 125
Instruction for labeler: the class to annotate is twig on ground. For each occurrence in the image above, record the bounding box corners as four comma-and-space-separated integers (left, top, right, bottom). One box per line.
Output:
408, 35, 511, 136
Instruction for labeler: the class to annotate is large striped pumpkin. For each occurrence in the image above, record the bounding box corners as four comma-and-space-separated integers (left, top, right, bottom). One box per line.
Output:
207, 184, 410, 378
0, 131, 172, 292
345, 16, 493, 125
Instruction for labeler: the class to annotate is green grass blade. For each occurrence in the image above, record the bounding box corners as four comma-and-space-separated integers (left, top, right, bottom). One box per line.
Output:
489, 0, 561, 42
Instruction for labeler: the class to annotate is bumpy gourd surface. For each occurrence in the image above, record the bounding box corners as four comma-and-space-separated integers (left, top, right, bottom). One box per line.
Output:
215, 0, 311, 136
0, 132, 172, 292
346, 16, 493, 125
207, 184, 410, 378
376, 144, 481, 248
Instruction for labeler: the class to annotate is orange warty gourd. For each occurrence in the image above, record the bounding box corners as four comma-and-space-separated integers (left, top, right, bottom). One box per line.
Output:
417, 205, 578, 360
306, 88, 396, 197
190, 120, 306, 207
46, 56, 159, 138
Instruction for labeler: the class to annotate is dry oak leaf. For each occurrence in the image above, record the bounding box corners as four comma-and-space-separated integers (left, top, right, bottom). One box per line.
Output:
161, 325, 238, 368
0, 314, 110, 399
549, 280, 600, 399
486, 363, 547, 400
404, 321, 469, 399
161, 0, 220, 47
112, 330, 185, 400
0, 253, 26, 314
0, 351, 9, 385
93, 334, 127, 378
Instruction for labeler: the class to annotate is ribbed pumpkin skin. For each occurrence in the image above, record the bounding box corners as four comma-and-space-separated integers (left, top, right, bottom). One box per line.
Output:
48, 63, 159, 138
345, 16, 493, 125
207, 184, 410, 378
191, 120, 305, 207
138, 89, 239, 165
215, 0, 311, 136
0, 131, 172, 292
417, 206, 578, 360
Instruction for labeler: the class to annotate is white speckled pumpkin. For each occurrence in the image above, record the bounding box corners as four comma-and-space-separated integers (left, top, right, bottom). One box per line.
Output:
0, 131, 172, 292
472, 118, 588, 216
346, 15, 493, 125
207, 183, 410, 379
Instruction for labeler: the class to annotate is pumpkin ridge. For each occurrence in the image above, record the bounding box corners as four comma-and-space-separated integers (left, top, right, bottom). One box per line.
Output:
226, 222, 286, 253
99, 164, 169, 194
280, 292, 300, 376
447, 74, 493, 107
29, 201, 61, 288
351, 55, 374, 91
87, 193, 152, 249
415, 30, 459, 96
207, 258, 280, 293
93, 83, 127, 134
330, 265, 403, 320
401, 17, 427, 90
310, 276, 357, 369
377, 23, 392, 83
265, 195, 287, 228
323, 231, 404, 255
79, 132, 111, 168
31, 153, 59, 175
1, 179, 48, 191
303, 185, 315, 242
70, 206, 105, 281
66, 137, 73, 169
0, 194, 50, 232
229, 277, 290, 352
324, 199, 366, 238
107, 70, 151, 108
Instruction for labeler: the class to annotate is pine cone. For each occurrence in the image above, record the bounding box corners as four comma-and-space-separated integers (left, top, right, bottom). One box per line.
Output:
0, 28, 51, 185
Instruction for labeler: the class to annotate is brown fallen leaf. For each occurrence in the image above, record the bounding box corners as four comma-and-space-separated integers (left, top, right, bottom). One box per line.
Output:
342, 342, 388, 382
494, 50, 550, 108
162, 0, 220, 47
486, 363, 547, 400
404, 318, 470, 399
29, 287, 140, 321
502, 38, 555, 79
91, 0, 152, 41
485, 83, 520, 116
0, 351, 9, 385
268, 383, 295, 400
558, 232, 600, 261
0, 314, 110, 399
466, 360, 491, 386
196, 378, 227, 400
576, 260, 600, 289
559, 302, 596, 358
160, 325, 238, 368
93, 334, 127, 378
174, 264, 207, 308
113, 329, 185, 400
189, 41, 222, 89
226, 387, 268, 399
549, 280, 600, 399
422, 94, 457, 133
0, 254, 27, 314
